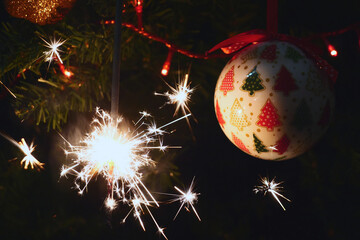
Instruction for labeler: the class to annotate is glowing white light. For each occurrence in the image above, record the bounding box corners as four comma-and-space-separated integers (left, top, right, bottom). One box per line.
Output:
0, 133, 44, 171
172, 177, 201, 221
105, 196, 118, 211
253, 176, 291, 211
61, 108, 189, 239
155, 73, 194, 118
41, 36, 66, 65
17, 138, 43, 170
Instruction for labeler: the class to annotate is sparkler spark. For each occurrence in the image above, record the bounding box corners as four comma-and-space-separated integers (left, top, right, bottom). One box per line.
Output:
105, 196, 118, 211
253, 176, 291, 211
41, 36, 66, 65
18, 138, 44, 170
0, 80, 16, 98
170, 177, 201, 221
155, 73, 194, 118
61, 108, 190, 239
0, 133, 44, 170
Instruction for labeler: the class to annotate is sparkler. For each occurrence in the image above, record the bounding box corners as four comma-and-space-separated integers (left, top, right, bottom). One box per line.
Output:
41, 36, 66, 65
253, 176, 291, 211
60, 108, 190, 239
0, 133, 44, 170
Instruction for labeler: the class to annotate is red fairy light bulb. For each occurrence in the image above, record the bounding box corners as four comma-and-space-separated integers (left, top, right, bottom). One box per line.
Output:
133, 0, 143, 7
323, 38, 337, 57
132, 0, 143, 29
64, 70, 73, 78
161, 49, 175, 76
161, 67, 169, 76
59, 63, 73, 78
327, 44, 338, 57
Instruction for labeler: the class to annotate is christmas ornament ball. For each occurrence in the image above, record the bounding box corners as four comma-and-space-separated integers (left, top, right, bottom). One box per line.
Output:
214, 41, 334, 160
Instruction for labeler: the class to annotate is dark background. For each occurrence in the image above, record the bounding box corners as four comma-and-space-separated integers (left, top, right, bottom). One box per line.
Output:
0, 0, 360, 239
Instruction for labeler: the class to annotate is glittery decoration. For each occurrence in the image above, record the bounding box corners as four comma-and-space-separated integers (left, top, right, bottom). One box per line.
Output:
5, 0, 76, 25
219, 65, 235, 96
230, 98, 250, 131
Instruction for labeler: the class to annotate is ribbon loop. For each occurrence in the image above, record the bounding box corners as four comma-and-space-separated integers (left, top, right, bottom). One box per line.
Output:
208, 30, 337, 83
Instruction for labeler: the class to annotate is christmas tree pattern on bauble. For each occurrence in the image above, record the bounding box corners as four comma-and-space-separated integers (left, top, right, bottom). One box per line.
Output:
306, 69, 323, 96
285, 46, 304, 62
219, 65, 235, 96
241, 66, 265, 96
273, 134, 290, 155
230, 98, 250, 131
253, 133, 269, 153
232, 132, 250, 154
273, 65, 298, 96
260, 44, 277, 61
318, 100, 331, 127
292, 98, 313, 131
241, 48, 258, 63
215, 100, 226, 128
256, 98, 282, 131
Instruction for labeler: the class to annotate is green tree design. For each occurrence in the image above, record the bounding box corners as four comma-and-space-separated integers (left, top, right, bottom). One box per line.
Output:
285, 46, 304, 63
241, 66, 265, 96
253, 133, 269, 153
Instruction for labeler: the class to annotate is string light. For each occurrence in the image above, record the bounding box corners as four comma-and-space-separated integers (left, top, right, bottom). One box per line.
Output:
161, 49, 175, 76
59, 63, 73, 78
328, 44, 338, 57
323, 38, 338, 57
132, 0, 144, 29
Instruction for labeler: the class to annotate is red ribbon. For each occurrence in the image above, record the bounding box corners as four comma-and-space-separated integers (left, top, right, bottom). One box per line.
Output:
207, 29, 338, 83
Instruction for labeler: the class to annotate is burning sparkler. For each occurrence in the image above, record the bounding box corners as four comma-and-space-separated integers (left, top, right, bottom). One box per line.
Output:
253, 176, 291, 211
60, 108, 190, 239
0, 133, 44, 170
41, 36, 66, 65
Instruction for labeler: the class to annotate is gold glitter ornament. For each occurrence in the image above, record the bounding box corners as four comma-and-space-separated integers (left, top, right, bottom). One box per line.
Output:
5, 0, 76, 25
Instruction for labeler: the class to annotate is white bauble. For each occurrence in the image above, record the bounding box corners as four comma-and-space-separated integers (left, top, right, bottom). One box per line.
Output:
214, 41, 334, 160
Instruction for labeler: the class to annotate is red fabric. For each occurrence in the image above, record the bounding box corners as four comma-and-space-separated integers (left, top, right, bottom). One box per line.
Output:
273, 134, 290, 155
273, 66, 298, 96
207, 29, 338, 83
267, 0, 278, 34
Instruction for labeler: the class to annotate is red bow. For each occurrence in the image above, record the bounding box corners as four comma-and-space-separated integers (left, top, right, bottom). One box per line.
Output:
207, 29, 337, 83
